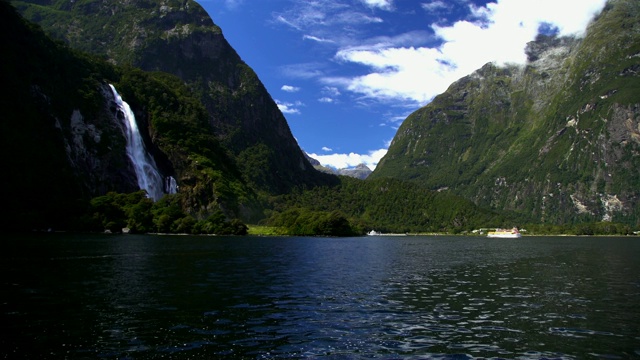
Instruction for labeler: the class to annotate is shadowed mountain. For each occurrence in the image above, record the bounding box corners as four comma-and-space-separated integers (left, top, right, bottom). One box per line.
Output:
2, 0, 338, 231
12, 0, 335, 197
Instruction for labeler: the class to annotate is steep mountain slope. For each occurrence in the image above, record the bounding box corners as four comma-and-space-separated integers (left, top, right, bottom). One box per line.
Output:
1, 2, 134, 229
0, 1, 261, 230
12, 0, 333, 195
371, 0, 640, 225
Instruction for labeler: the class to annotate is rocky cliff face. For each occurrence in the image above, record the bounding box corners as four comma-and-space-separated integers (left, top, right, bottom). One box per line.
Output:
12, 0, 331, 196
61, 84, 140, 196
337, 164, 373, 180
0, 2, 146, 229
371, 0, 640, 224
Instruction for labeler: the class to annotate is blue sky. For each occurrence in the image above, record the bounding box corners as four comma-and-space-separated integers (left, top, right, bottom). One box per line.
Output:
199, 0, 606, 170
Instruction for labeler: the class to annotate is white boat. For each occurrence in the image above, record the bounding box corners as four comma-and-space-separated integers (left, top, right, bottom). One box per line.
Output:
487, 227, 522, 238
367, 230, 407, 236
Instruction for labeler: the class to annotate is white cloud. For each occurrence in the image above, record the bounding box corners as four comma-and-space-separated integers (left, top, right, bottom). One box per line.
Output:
281, 85, 301, 92
280, 63, 325, 79
333, 46, 447, 104
361, 0, 393, 11
381, 114, 407, 129
223, 0, 243, 10
274, 0, 383, 31
388, 114, 406, 124
307, 148, 387, 170
303, 34, 335, 43
421, 1, 449, 13
331, 0, 607, 105
316, 86, 342, 103
322, 146, 333, 151
363, 30, 433, 49
333, 12, 383, 26
276, 100, 303, 114
322, 86, 341, 97
275, 15, 302, 31
477, 0, 608, 38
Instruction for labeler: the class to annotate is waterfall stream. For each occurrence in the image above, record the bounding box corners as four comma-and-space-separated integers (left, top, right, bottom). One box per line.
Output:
109, 84, 166, 201
166, 176, 178, 195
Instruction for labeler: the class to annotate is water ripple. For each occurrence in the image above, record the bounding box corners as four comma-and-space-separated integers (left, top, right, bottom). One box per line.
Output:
3, 235, 640, 359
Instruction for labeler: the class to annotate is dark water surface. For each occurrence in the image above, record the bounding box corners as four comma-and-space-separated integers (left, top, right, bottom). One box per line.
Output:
2, 234, 639, 359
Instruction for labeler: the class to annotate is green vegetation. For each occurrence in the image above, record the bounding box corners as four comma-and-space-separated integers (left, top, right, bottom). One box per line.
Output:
247, 225, 284, 236
266, 208, 356, 236
0, 2, 256, 232
371, 0, 640, 227
3, 0, 640, 236
12, 0, 334, 199
10, 0, 222, 64
264, 177, 503, 235
0, 1, 506, 236
522, 222, 635, 236
114, 67, 261, 220
83, 191, 248, 235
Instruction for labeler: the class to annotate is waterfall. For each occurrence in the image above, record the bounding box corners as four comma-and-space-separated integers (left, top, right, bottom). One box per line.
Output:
166, 176, 178, 195
109, 84, 165, 201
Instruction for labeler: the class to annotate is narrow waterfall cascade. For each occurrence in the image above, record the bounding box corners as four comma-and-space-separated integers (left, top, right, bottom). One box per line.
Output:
166, 176, 178, 195
109, 84, 165, 201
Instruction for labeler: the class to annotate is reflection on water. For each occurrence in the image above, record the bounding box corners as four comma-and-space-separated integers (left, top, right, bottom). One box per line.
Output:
1, 234, 639, 359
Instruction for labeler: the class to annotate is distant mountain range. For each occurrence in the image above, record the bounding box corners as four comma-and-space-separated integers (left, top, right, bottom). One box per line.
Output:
371, 0, 640, 225
305, 155, 372, 180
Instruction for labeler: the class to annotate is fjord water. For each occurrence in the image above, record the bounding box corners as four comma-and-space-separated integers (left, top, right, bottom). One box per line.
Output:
2, 235, 639, 359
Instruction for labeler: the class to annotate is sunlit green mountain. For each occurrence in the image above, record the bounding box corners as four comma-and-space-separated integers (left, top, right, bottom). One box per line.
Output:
371, 0, 640, 225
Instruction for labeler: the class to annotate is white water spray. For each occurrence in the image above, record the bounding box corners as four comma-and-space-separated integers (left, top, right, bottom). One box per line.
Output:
109, 84, 166, 201
166, 176, 178, 195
